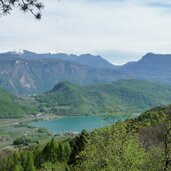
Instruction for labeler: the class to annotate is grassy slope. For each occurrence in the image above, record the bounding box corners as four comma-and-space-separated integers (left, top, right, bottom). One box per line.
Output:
35, 79, 171, 115
0, 88, 25, 118
0, 88, 39, 118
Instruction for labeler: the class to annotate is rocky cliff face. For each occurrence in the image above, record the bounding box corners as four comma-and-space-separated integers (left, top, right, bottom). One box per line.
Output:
0, 51, 125, 95
2, 51, 171, 95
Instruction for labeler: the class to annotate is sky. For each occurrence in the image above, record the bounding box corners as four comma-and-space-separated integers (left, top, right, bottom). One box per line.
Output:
1, 0, 171, 64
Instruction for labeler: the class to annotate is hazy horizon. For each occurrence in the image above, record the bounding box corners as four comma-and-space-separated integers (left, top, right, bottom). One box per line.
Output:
1, 0, 171, 64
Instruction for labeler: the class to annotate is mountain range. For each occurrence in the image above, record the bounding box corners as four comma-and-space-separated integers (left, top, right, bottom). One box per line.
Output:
0, 50, 171, 95
118, 53, 171, 84
0, 50, 125, 95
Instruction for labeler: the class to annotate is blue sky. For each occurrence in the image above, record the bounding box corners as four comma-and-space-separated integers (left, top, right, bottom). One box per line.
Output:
1, 0, 171, 64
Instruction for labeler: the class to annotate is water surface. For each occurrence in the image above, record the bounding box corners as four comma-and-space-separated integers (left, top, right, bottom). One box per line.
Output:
31, 115, 127, 133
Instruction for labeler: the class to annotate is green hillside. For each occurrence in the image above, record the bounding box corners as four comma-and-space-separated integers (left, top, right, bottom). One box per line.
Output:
1, 103, 170, 170
35, 79, 171, 115
0, 88, 39, 118
0, 88, 25, 118
134, 104, 171, 126
73, 104, 171, 171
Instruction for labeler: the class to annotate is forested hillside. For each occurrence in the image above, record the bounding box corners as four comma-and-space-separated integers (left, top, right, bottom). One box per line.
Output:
0, 88, 38, 118
2, 79, 171, 118
0, 104, 170, 171
36, 80, 171, 115
0, 88, 25, 118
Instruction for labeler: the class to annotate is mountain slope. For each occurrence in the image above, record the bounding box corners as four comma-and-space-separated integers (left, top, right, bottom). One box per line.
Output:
119, 53, 171, 84
74, 54, 115, 69
0, 88, 25, 118
2, 51, 171, 95
134, 103, 171, 127
0, 51, 124, 95
35, 80, 171, 115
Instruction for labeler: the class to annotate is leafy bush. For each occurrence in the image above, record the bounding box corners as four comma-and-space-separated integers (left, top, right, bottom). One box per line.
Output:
13, 137, 31, 146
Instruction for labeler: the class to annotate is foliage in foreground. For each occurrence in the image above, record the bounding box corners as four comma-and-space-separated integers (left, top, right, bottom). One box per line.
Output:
0, 104, 171, 170
74, 123, 146, 171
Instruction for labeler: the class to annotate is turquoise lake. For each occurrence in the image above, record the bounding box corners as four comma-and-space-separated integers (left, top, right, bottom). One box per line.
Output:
31, 115, 128, 133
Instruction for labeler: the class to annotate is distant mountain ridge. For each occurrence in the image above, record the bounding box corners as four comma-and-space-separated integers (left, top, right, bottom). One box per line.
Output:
0, 50, 116, 69
118, 53, 171, 84
0, 50, 126, 95
0, 50, 171, 95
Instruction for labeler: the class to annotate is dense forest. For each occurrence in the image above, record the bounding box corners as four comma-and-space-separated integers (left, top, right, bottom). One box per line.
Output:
36, 80, 171, 115
0, 104, 170, 171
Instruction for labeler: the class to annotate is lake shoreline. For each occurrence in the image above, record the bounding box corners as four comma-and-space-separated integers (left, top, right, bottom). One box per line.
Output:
30, 114, 130, 134
0, 113, 136, 150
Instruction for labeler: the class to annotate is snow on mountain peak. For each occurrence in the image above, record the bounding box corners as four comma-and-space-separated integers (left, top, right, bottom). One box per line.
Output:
49, 50, 64, 54
8, 49, 24, 55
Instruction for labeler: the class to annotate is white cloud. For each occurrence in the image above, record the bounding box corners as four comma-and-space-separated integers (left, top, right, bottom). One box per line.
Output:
0, 0, 171, 64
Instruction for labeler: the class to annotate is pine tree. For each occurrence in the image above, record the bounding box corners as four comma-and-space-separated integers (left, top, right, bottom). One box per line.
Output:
25, 153, 36, 171
57, 143, 65, 161
33, 145, 43, 169
0, 0, 44, 19
42, 138, 58, 163
49, 138, 58, 163
13, 162, 23, 171
68, 129, 89, 164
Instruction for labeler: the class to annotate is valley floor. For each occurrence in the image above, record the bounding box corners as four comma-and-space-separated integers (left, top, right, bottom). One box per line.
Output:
0, 114, 59, 151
